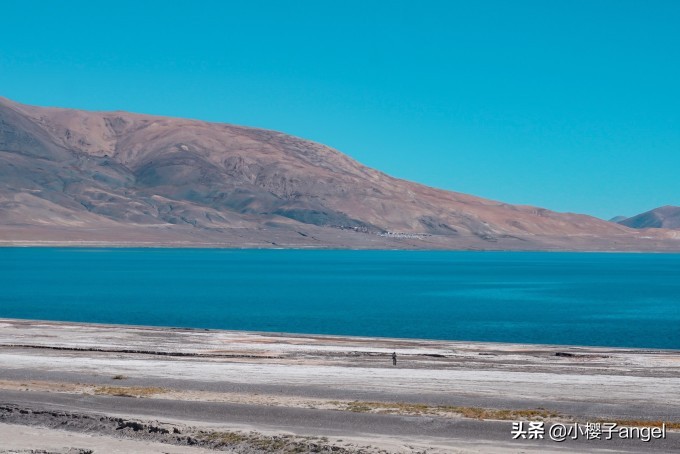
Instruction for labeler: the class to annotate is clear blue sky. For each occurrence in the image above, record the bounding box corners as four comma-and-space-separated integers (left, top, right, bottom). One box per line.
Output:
1, 1, 678, 219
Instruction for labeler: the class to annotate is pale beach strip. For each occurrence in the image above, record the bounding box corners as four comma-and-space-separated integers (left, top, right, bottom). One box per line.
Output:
0, 318, 678, 453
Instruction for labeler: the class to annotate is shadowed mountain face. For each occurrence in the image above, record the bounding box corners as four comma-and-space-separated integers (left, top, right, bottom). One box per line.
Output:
618, 206, 680, 230
0, 97, 678, 250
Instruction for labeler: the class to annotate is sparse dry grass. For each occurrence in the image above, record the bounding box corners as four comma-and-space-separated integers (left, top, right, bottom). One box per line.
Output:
450, 406, 560, 420
337, 400, 559, 420
94, 386, 166, 398
604, 419, 680, 430
199, 430, 253, 444
196, 430, 346, 453
336, 400, 680, 430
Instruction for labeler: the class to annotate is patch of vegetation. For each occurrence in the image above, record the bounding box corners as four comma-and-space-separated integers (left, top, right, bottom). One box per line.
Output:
449, 406, 560, 420
112, 374, 128, 380
603, 419, 680, 430
336, 400, 680, 431
345, 402, 375, 413
94, 386, 165, 398
196, 430, 355, 453
337, 400, 559, 421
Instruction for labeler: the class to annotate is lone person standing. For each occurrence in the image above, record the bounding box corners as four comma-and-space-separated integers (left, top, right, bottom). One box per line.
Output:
392, 351, 397, 366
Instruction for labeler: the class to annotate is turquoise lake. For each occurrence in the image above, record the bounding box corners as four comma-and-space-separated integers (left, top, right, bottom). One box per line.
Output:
1, 248, 679, 349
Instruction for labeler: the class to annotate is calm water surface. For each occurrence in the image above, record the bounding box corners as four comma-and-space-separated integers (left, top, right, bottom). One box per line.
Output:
1, 248, 679, 349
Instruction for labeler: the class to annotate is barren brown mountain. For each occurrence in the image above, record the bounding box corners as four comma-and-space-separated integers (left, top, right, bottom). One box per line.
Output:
617, 206, 680, 230
1, 97, 678, 250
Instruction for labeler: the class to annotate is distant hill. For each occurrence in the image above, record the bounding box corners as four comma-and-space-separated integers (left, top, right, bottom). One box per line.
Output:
1, 96, 678, 250
609, 216, 628, 223
617, 206, 680, 230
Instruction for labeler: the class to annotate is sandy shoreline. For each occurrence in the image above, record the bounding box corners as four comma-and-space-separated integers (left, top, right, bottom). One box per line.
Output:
3, 241, 680, 253
0, 318, 678, 452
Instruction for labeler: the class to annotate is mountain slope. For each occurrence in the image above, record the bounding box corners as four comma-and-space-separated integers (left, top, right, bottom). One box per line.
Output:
618, 206, 680, 230
1, 97, 678, 250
